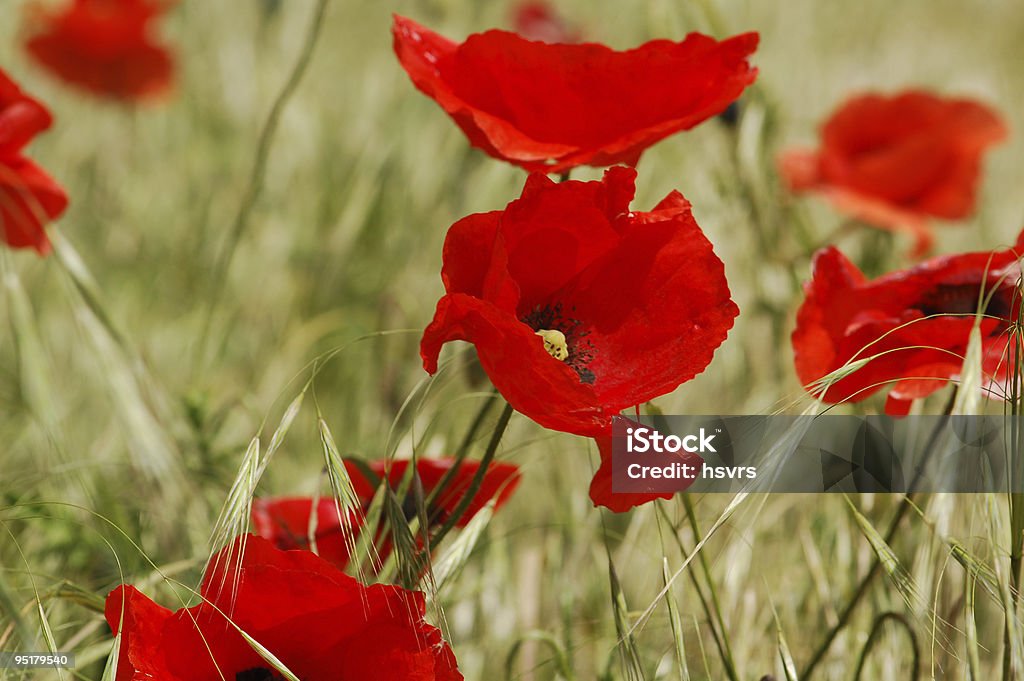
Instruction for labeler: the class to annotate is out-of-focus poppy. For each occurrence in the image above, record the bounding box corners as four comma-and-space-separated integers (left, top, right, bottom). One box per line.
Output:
780, 91, 1008, 257
393, 15, 758, 172
421, 167, 738, 436
0, 70, 52, 156
793, 231, 1024, 415
511, 0, 579, 44
105, 534, 463, 680
24, 0, 175, 101
0, 68, 67, 254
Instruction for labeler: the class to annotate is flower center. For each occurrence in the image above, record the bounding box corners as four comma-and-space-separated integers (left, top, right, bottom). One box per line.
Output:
917, 283, 1017, 323
535, 329, 569, 361
236, 669, 283, 681
521, 303, 596, 384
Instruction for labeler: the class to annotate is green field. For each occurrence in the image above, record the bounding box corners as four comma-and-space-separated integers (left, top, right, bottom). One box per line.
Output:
2, 1, 1024, 679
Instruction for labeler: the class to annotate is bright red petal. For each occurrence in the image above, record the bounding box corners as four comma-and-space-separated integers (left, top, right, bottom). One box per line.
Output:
557, 190, 738, 410
793, 236, 1022, 407
118, 535, 467, 680
440, 210, 502, 297
393, 15, 758, 171
588, 436, 673, 512
104, 585, 178, 681
493, 168, 636, 313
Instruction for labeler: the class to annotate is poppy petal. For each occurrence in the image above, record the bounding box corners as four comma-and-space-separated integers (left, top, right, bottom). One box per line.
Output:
0, 70, 52, 155
104, 585, 176, 680
24, 0, 175, 101
793, 232, 1023, 408
782, 90, 1007, 254
393, 15, 758, 172
557, 189, 738, 410
0, 154, 68, 254
358, 458, 522, 526
492, 168, 636, 313
107, 535, 464, 680
250, 497, 360, 570
588, 436, 674, 512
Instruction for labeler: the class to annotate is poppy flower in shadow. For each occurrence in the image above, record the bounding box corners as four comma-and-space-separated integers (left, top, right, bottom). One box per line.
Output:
251, 497, 362, 571
793, 231, 1024, 415
24, 0, 175, 102
421, 167, 738, 436
393, 15, 758, 172
252, 458, 520, 570
346, 457, 521, 529
105, 534, 463, 680
0, 68, 67, 254
780, 91, 1008, 257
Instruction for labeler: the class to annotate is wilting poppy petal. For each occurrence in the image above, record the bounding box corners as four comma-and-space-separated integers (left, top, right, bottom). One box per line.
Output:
589, 435, 673, 512
793, 230, 1024, 413
393, 15, 758, 172
780, 91, 1007, 256
0, 154, 68, 254
422, 167, 738, 436
105, 534, 463, 681
24, 0, 175, 102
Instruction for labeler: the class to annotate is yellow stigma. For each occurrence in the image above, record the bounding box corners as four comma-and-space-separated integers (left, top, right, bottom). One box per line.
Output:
535, 329, 569, 361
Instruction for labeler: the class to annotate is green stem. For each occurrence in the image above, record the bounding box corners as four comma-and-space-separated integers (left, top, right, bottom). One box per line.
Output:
802, 389, 956, 680
852, 612, 920, 681
429, 402, 514, 547
1004, 337, 1023, 681
505, 631, 577, 681
657, 504, 736, 681
423, 389, 499, 513
680, 497, 740, 681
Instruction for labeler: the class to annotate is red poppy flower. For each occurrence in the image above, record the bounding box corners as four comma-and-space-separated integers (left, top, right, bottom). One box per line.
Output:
393, 15, 758, 173
780, 91, 1008, 256
0, 70, 52, 156
421, 167, 738, 436
251, 497, 361, 570
24, 0, 175, 102
252, 459, 519, 570
105, 534, 463, 680
511, 1, 579, 44
346, 457, 521, 528
589, 435, 674, 513
0, 68, 67, 254
793, 231, 1024, 415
